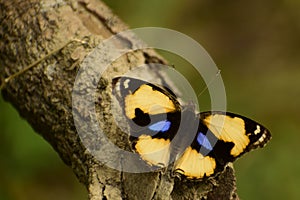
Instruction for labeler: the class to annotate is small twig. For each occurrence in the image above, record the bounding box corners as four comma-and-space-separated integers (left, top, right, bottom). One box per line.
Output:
0, 38, 87, 90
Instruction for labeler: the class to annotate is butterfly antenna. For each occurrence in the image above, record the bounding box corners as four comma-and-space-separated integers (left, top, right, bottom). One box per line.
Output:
197, 70, 221, 98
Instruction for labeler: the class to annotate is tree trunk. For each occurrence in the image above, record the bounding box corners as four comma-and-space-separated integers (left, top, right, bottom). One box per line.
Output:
0, 0, 238, 199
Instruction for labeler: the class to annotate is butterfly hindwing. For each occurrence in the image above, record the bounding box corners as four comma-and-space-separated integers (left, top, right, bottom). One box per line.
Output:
129, 111, 182, 167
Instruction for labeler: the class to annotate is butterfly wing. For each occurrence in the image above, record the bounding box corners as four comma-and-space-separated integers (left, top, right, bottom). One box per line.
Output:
174, 111, 271, 180
201, 111, 271, 162
112, 77, 181, 167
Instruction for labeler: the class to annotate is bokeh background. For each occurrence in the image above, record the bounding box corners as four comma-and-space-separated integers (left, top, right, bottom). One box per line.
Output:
1, 0, 300, 199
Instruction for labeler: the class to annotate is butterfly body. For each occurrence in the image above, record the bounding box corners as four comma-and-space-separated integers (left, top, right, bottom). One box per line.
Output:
112, 77, 271, 180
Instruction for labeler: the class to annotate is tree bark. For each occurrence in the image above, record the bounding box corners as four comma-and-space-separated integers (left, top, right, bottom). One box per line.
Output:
0, 0, 238, 199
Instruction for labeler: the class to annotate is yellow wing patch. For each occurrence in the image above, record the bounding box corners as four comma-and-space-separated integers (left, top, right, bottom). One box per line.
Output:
203, 114, 250, 157
174, 147, 216, 179
135, 135, 171, 167
124, 85, 177, 119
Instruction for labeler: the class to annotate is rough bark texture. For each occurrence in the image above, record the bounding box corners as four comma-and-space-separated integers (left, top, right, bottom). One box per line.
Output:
0, 0, 239, 199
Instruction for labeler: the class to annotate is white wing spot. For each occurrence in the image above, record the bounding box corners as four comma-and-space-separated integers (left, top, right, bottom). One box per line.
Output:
124, 79, 130, 89
254, 125, 261, 135
253, 131, 267, 146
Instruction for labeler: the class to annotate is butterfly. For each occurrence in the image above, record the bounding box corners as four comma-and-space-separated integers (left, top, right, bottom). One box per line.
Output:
112, 76, 271, 180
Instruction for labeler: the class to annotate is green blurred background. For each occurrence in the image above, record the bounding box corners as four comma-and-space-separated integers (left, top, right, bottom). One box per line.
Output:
1, 0, 300, 199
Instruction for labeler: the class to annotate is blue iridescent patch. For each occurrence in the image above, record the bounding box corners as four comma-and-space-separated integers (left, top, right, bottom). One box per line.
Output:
197, 132, 213, 151
149, 120, 171, 132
